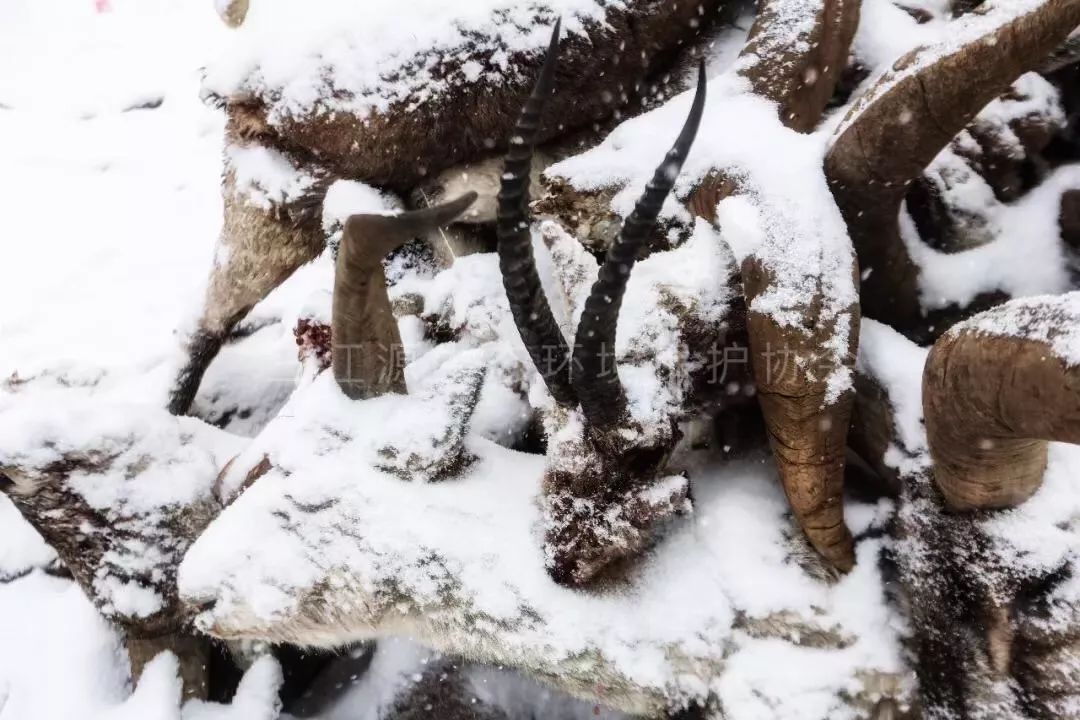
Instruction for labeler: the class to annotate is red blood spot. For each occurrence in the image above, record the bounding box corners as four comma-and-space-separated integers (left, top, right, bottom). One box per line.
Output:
95, 0, 112, 12
294, 318, 333, 371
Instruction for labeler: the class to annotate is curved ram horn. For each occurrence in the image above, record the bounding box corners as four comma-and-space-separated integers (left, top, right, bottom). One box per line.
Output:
333, 193, 477, 400
923, 294, 1080, 511
496, 20, 578, 408
570, 62, 707, 430
826, 0, 1080, 335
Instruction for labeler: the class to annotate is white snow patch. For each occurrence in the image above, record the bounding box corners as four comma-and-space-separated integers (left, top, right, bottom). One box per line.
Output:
837, 0, 1052, 139
911, 166, 1080, 310
226, 144, 319, 211
0, 497, 56, 580
856, 320, 929, 455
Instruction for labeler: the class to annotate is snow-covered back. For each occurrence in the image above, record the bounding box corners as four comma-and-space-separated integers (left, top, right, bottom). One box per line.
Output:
0, 391, 241, 622
181, 430, 907, 718
202, 0, 614, 121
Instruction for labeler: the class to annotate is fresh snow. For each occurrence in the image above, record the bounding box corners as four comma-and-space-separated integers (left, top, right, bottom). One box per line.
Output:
910, 164, 1080, 311
836, 0, 1053, 139
226, 144, 320, 212
856, 320, 929, 458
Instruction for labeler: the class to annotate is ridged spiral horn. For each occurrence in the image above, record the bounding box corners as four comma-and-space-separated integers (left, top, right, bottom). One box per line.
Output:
496, 20, 577, 408
570, 62, 707, 430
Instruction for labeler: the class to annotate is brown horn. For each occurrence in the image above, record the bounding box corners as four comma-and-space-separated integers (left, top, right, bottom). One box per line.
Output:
737, 0, 861, 133
826, 0, 1080, 334
924, 293, 1080, 511
569, 62, 707, 430
333, 193, 477, 400
496, 21, 578, 408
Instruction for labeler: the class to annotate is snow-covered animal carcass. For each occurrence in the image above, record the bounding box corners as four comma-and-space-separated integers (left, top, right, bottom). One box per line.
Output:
6, 0, 1080, 718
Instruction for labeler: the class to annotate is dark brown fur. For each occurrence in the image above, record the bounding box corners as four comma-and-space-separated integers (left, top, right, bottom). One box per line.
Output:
865, 295, 1080, 717
211, 0, 730, 193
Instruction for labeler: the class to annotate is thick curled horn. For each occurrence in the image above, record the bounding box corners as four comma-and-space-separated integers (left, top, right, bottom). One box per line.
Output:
923, 293, 1080, 511
334, 193, 477, 400
496, 21, 577, 407
826, 0, 1080, 334
570, 62, 707, 430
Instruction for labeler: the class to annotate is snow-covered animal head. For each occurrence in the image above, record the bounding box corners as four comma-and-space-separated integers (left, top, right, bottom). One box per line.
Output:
494, 25, 739, 587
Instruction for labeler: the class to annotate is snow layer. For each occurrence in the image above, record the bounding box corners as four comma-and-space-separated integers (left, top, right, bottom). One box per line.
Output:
856, 320, 929, 455
181, 371, 906, 718
911, 165, 1080, 311
0, 6, 305, 716
0, 390, 242, 622
4, 1, 1080, 719
203, 0, 615, 122
0, 570, 283, 720
0, 496, 55, 582
226, 143, 320, 212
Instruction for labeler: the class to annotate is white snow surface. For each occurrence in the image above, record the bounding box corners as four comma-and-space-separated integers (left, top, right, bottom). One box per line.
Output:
836, 0, 1052, 138
0, 570, 282, 720
856, 320, 929, 458
226, 143, 320, 212
0, 389, 243, 623
910, 165, 1080, 311
0, 496, 55, 581
0, 2, 297, 717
